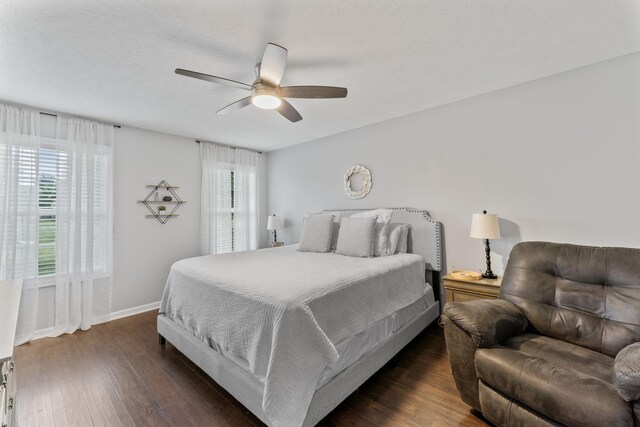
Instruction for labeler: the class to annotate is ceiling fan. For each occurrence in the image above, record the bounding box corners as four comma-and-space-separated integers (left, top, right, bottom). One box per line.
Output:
175, 43, 348, 123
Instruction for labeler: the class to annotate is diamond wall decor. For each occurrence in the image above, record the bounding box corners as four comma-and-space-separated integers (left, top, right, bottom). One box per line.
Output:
140, 180, 184, 224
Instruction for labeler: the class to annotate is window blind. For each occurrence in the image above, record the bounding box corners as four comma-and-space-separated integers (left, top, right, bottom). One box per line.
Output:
5, 144, 109, 278
214, 167, 234, 254
200, 143, 259, 255
37, 148, 63, 276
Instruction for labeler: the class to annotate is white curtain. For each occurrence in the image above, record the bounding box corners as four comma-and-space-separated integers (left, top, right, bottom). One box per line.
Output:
0, 104, 113, 344
54, 115, 114, 334
0, 105, 41, 344
200, 142, 259, 255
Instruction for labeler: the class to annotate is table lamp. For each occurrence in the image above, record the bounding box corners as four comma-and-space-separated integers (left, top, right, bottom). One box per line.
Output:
470, 210, 501, 279
267, 214, 282, 246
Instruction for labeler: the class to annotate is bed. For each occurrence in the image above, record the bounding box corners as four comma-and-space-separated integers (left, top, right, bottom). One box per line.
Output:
157, 208, 443, 427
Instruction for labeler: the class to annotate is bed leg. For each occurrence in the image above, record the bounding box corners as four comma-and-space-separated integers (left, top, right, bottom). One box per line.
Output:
159, 334, 166, 345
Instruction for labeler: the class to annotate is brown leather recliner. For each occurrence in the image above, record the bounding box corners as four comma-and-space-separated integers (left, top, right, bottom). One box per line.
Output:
443, 242, 640, 427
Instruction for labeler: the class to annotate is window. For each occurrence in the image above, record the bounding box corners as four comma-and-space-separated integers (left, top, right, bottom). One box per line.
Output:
215, 167, 258, 254
200, 143, 259, 255
12, 141, 110, 279
37, 148, 64, 276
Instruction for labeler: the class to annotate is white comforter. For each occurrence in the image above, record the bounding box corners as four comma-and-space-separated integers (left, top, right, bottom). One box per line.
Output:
160, 245, 428, 427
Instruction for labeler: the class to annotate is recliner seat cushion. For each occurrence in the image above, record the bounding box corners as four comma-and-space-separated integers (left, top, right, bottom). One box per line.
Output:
503, 333, 614, 382
475, 345, 632, 427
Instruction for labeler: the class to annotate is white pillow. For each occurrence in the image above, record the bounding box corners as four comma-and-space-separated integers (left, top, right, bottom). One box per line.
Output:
388, 223, 410, 255
298, 215, 334, 253
335, 217, 376, 257
351, 209, 393, 256
306, 212, 342, 251
395, 224, 410, 254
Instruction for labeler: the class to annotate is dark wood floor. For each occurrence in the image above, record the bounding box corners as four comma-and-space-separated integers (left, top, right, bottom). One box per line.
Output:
14, 310, 487, 427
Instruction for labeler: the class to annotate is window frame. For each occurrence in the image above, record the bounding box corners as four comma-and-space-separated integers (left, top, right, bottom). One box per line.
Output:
33, 138, 110, 287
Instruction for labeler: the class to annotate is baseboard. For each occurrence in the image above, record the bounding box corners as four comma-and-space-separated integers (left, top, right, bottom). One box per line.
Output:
109, 300, 161, 321
26, 301, 161, 343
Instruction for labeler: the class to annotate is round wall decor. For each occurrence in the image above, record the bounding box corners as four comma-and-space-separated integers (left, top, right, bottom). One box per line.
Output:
344, 164, 372, 199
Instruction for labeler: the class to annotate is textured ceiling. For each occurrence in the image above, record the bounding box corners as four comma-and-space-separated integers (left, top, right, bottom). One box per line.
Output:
1, 1, 639, 151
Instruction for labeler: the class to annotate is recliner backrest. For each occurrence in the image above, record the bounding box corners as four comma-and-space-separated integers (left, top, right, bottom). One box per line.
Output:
500, 241, 640, 356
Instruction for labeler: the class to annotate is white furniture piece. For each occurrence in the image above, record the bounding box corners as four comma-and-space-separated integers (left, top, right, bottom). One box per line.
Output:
158, 208, 442, 426
1, 279, 22, 427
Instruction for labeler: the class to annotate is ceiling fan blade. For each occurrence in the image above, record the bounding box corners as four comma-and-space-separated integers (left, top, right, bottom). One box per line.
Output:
259, 43, 287, 87
175, 68, 252, 91
276, 99, 302, 122
279, 86, 348, 99
216, 96, 253, 114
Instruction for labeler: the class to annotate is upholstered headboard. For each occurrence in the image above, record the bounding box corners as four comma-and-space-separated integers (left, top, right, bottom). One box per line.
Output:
321, 208, 443, 272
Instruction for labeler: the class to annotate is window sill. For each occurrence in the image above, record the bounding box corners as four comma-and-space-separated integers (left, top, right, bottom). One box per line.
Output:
37, 272, 110, 289
38, 276, 55, 289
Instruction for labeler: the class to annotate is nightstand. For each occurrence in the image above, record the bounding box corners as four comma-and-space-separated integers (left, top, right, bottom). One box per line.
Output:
443, 274, 502, 302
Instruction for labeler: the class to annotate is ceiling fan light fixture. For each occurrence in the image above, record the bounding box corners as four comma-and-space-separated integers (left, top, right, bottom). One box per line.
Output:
252, 85, 281, 109
252, 94, 281, 109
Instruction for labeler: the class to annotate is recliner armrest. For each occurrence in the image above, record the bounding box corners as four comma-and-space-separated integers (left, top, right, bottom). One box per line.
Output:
613, 342, 640, 402
443, 299, 528, 347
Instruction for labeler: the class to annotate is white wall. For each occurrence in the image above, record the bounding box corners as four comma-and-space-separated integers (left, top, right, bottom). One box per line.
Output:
111, 126, 201, 312
34, 122, 268, 330
267, 53, 640, 296
112, 130, 269, 313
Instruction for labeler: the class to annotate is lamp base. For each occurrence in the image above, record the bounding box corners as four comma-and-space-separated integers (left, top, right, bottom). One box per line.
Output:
482, 238, 498, 279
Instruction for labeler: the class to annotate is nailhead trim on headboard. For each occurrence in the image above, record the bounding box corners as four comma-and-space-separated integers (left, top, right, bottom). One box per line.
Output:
320, 207, 442, 272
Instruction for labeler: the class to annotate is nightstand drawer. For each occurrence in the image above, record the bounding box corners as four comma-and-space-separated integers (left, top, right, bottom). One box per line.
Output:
446, 290, 489, 302
443, 275, 502, 303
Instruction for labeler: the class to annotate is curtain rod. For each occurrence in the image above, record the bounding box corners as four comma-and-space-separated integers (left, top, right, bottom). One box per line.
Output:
39, 111, 121, 128
196, 140, 263, 154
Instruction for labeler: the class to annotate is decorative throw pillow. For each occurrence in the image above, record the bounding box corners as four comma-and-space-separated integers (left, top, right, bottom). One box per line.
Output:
395, 224, 410, 254
388, 223, 410, 255
298, 214, 334, 253
335, 217, 376, 257
351, 209, 393, 256
306, 212, 342, 251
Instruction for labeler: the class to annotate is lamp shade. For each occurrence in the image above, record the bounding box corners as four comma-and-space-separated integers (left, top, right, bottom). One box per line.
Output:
470, 212, 501, 240
267, 215, 282, 231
